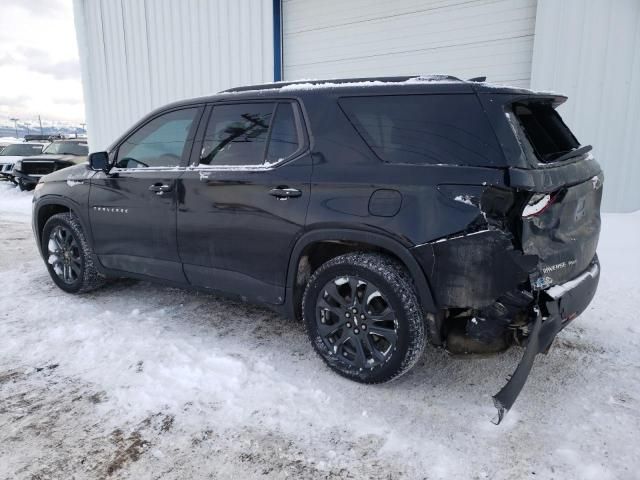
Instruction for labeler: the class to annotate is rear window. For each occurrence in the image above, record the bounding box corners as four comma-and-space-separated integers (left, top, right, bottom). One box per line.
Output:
339, 94, 502, 166
511, 102, 579, 163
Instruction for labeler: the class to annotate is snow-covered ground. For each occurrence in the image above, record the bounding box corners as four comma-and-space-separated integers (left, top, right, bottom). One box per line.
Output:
1, 181, 639, 479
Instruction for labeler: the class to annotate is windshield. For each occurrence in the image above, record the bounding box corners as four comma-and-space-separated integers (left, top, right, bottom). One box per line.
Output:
0, 144, 44, 156
43, 141, 89, 156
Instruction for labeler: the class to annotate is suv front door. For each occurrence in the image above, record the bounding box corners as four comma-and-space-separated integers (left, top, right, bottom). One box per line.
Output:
177, 100, 311, 304
89, 106, 202, 281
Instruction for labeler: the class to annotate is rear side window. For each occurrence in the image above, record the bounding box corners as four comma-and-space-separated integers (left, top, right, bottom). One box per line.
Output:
266, 103, 300, 164
200, 102, 300, 167
339, 94, 501, 166
200, 103, 274, 166
511, 102, 579, 163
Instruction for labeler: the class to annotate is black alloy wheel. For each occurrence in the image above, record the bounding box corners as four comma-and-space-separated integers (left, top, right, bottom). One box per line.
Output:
316, 275, 398, 369
303, 252, 426, 383
41, 212, 105, 293
47, 225, 83, 285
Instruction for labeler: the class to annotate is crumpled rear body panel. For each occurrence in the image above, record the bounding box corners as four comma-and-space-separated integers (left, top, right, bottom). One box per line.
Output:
413, 230, 538, 309
524, 173, 603, 289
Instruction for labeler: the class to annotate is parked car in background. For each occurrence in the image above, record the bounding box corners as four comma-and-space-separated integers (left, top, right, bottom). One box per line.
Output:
30, 76, 602, 419
0, 138, 19, 152
24, 134, 64, 142
0, 142, 48, 182
13, 139, 89, 190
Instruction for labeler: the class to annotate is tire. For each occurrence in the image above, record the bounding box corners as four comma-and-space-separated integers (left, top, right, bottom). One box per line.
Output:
18, 179, 33, 191
302, 252, 426, 383
41, 212, 106, 293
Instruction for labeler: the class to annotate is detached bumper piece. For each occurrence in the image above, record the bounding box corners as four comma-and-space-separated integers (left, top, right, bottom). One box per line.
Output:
492, 258, 600, 424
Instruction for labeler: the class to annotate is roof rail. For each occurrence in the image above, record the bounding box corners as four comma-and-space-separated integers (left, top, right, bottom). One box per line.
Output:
221, 74, 463, 93
468, 76, 487, 82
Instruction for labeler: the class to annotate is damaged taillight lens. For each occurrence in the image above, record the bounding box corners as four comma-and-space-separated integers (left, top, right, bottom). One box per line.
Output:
522, 193, 557, 218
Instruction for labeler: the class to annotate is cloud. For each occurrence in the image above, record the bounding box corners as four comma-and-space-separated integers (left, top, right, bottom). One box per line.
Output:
0, 46, 81, 81
0, 95, 30, 109
0, 0, 84, 122
52, 95, 83, 106
2, 0, 66, 17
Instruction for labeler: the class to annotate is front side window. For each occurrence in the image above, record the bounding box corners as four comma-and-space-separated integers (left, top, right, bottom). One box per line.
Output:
116, 108, 198, 168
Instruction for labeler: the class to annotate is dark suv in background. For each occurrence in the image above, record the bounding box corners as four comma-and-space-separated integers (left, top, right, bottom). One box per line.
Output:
14, 139, 88, 190
31, 76, 602, 419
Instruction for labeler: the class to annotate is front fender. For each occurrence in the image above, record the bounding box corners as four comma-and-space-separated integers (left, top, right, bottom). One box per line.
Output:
32, 187, 92, 259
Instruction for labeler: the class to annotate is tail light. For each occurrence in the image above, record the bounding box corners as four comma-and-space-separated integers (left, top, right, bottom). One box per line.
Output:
522, 193, 557, 218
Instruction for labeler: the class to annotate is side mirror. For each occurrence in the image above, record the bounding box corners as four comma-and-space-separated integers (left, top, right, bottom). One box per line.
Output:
89, 151, 110, 172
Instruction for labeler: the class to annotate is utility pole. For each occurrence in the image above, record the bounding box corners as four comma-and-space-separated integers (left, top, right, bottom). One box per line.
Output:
38, 115, 43, 135
24, 122, 31, 135
9, 117, 19, 138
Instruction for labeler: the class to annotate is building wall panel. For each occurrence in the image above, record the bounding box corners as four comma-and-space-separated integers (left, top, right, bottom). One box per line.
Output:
531, 0, 640, 212
282, 0, 537, 86
73, 0, 274, 150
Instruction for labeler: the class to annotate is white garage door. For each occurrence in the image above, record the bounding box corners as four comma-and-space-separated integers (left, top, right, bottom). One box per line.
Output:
282, 0, 537, 87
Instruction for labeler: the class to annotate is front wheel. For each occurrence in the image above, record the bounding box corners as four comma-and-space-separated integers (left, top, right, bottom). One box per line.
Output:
302, 252, 426, 383
17, 178, 33, 191
41, 212, 105, 293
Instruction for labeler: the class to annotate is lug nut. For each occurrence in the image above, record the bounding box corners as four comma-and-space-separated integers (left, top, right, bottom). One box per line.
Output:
362, 324, 367, 330
367, 310, 372, 315
360, 314, 365, 320
354, 328, 359, 334
346, 322, 351, 328
345, 312, 350, 318
352, 307, 358, 314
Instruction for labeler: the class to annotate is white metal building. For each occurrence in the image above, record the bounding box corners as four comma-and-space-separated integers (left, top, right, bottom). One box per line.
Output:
72, 0, 640, 212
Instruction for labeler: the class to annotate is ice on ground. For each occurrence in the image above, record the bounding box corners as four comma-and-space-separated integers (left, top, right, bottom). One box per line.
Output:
0, 184, 638, 479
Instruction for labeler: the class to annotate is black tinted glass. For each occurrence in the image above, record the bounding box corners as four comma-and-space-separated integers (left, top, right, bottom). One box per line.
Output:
43, 141, 89, 156
200, 103, 274, 166
0, 144, 43, 156
116, 108, 198, 168
340, 95, 501, 166
512, 102, 579, 162
266, 103, 299, 164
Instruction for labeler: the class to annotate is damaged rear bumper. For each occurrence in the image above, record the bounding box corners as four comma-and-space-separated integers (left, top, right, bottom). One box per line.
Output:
492, 257, 600, 423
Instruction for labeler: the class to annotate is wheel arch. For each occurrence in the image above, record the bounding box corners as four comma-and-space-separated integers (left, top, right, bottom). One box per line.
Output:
34, 198, 92, 256
285, 228, 438, 322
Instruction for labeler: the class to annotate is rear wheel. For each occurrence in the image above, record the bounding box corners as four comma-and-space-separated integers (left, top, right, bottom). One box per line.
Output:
303, 252, 426, 383
42, 212, 105, 293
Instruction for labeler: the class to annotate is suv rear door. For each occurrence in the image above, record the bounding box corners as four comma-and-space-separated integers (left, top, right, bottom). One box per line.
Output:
177, 100, 311, 304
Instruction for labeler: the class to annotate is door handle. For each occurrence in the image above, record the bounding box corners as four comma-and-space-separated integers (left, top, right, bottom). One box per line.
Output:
269, 187, 302, 200
148, 183, 172, 195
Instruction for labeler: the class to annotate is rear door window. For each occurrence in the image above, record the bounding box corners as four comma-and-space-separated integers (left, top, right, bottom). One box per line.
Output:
200, 103, 275, 166
199, 102, 301, 167
339, 94, 502, 166
266, 103, 300, 164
